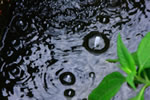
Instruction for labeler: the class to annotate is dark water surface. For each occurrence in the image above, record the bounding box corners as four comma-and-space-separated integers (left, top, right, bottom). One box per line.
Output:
0, 0, 150, 100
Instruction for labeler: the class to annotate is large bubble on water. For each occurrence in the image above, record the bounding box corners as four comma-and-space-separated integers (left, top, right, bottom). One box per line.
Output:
83, 31, 110, 55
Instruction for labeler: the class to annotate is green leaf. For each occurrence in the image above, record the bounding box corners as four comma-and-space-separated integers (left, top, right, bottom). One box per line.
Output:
88, 72, 126, 100
106, 52, 138, 66
117, 33, 136, 74
132, 52, 139, 66
106, 59, 118, 63
126, 73, 136, 90
129, 84, 147, 100
137, 32, 150, 73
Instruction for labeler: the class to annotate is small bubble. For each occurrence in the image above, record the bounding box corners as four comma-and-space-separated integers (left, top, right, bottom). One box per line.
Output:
16, 19, 28, 31
96, 15, 110, 24
64, 89, 75, 97
59, 72, 76, 85
89, 72, 95, 78
48, 44, 55, 49
11, 15, 29, 33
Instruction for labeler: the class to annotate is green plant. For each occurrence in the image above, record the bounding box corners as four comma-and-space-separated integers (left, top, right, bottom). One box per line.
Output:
88, 32, 150, 100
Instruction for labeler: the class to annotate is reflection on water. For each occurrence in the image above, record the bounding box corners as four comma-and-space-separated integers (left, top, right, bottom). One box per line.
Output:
0, 0, 150, 100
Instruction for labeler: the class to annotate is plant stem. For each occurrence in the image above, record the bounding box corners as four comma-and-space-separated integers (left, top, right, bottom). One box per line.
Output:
135, 75, 147, 84
138, 84, 149, 99
143, 71, 149, 82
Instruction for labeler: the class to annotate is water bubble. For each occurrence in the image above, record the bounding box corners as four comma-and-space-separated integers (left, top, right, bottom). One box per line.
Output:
89, 72, 95, 79
83, 31, 110, 55
96, 15, 110, 24
64, 88, 75, 97
11, 15, 29, 33
59, 72, 76, 85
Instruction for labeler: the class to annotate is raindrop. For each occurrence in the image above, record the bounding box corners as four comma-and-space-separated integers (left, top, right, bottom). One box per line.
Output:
83, 31, 110, 54
16, 20, 28, 31
11, 15, 29, 33
64, 89, 75, 97
59, 72, 76, 85
89, 72, 95, 79
96, 15, 110, 24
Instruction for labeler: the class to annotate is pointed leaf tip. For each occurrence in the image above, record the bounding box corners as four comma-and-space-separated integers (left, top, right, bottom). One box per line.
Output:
88, 72, 126, 100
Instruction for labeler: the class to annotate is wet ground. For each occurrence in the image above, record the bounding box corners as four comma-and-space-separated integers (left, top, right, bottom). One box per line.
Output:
0, 0, 150, 100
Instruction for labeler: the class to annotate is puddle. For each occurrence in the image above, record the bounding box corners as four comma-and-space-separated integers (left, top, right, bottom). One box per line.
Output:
0, 0, 150, 100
